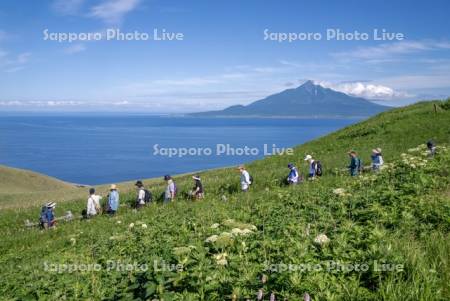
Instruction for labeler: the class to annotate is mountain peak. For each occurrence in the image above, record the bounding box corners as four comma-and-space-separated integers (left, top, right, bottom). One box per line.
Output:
298, 80, 323, 95
191, 80, 389, 117
301, 80, 316, 87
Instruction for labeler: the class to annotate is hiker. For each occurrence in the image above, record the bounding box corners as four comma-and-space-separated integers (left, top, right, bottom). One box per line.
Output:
371, 148, 384, 171
348, 151, 362, 176
135, 180, 146, 208
287, 163, 300, 184
304, 155, 318, 179
190, 175, 204, 199
87, 188, 102, 217
427, 140, 436, 156
107, 184, 120, 215
164, 175, 176, 203
238, 165, 251, 192
40, 202, 56, 229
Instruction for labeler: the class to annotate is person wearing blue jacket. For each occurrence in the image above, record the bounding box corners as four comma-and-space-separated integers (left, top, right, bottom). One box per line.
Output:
348, 151, 362, 176
287, 163, 300, 184
40, 202, 56, 229
107, 184, 120, 215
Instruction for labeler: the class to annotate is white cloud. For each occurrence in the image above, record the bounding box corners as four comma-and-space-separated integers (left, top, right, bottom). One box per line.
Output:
89, 0, 141, 24
0, 51, 31, 73
317, 81, 411, 100
151, 77, 222, 87
16, 52, 31, 64
113, 100, 129, 106
377, 75, 450, 90
4, 66, 25, 73
52, 0, 85, 15
0, 100, 85, 107
333, 40, 450, 61
64, 44, 87, 54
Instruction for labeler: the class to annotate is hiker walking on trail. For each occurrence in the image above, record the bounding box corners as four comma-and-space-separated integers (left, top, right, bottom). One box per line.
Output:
427, 140, 436, 156
135, 181, 146, 209
238, 165, 252, 192
40, 202, 56, 229
371, 148, 384, 171
348, 151, 362, 176
287, 163, 300, 184
304, 155, 318, 179
191, 175, 204, 199
87, 188, 102, 217
107, 184, 119, 215
164, 175, 176, 203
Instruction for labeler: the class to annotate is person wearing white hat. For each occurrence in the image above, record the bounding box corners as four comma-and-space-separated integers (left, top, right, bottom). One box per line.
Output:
107, 184, 120, 215
238, 165, 251, 192
40, 202, 56, 229
191, 175, 204, 199
371, 148, 384, 171
304, 155, 317, 179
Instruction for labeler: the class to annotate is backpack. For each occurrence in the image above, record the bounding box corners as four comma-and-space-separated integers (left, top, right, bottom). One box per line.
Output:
143, 189, 152, 203
249, 174, 254, 185
357, 158, 363, 172
173, 183, 177, 196
40, 206, 48, 223
315, 161, 323, 176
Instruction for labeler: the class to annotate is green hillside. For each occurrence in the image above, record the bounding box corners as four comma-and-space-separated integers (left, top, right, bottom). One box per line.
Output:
0, 100, 449, 300
0, 165, 75, 193
0, 165, 86, 209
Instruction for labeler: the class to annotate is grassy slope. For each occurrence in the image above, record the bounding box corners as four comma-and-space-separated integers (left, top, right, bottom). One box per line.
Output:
0, 167, 168, 210
1, 100, 448, 210
0, 100, 449, 300
0, 165, 85, 209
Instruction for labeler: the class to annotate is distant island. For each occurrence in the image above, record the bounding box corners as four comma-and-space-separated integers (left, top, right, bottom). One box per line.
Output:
191, 80, 391, 118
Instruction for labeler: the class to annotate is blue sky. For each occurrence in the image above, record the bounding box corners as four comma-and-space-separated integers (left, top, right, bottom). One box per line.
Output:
0, 0, 449, 112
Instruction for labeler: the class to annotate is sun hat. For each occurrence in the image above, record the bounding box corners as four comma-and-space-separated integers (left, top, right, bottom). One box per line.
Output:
46, 202, 56, 208
135, 180, 143, 187
376, 148, 382, 153
304, 155, 312, 161
110, 184, 117, 190
237, 165, 245, 170
192, 175, 201, 181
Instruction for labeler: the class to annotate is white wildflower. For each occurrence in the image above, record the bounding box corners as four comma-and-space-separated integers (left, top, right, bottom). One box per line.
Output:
314, 234, 330, 246
116, 220, 122, 224
70, 237, 76, 245
210, 223, 220, 229
214, 253, 228, 266
231, 228, 243, 235
205, 235, 219, 243
129, 223, 135, 229
240, 228, 254, 235
231, 228, 254, 236
332, 188, 346, 196
141, 223, 148, 229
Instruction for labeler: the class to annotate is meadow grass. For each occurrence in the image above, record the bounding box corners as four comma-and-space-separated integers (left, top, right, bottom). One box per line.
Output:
0, 100, 449, 300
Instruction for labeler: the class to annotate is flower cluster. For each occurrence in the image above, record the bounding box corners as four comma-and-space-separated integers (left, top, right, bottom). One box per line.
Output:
314, 234, 330, 246
214, 253, 228, 266
332, 188, 351, 197
400, 153, 428, 168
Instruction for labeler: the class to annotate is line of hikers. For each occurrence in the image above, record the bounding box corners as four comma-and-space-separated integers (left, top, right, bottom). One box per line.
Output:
39, 140, 438, 229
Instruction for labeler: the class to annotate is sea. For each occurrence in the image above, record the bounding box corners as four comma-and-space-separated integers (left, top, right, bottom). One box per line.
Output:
0, 115, 360, 185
